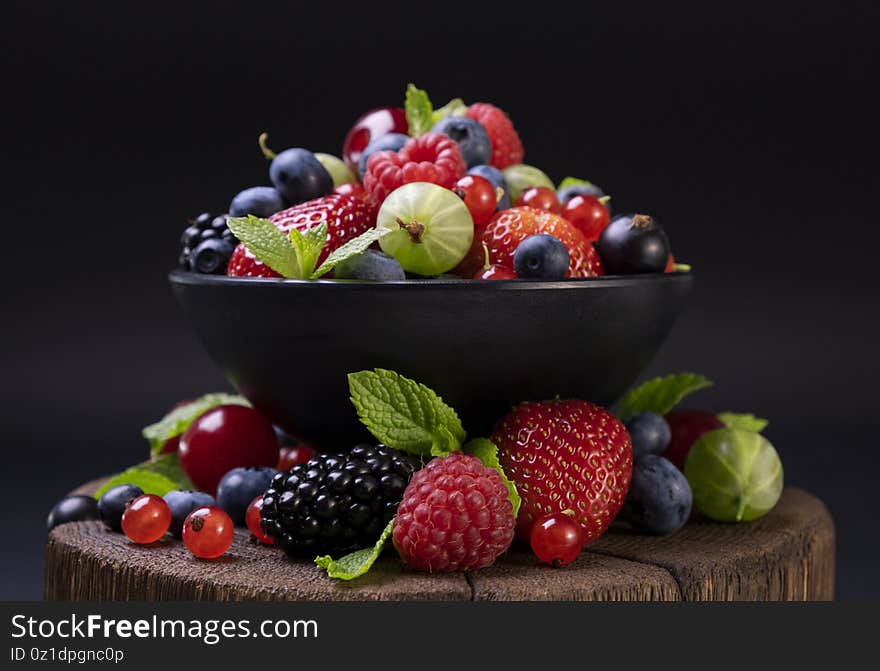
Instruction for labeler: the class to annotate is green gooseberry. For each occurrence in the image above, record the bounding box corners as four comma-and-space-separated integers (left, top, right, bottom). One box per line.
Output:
683, 428, 783, 522
314, 153, 356, 187
501, 164, 554, 202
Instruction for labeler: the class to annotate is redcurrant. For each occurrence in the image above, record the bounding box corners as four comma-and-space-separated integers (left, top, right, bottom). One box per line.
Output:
182, 506, 235, 559
561, 195, 610, 241
121, 494, 172, 544
515, 186, 560, 214
453, 175, 498, 227
277, 443, 316, 470
530, 512, 584, 567
245, 495, 274, 545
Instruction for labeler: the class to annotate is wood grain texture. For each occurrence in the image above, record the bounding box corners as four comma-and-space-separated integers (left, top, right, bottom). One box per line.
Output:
44, 485, 834, 601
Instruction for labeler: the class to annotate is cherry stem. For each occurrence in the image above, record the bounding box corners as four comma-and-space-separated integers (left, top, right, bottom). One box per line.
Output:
258, 132, 277, 160
481, 243, 491, 270
599, 195, 611, 206
396, 217, 425, 243
631, 213, 653, 230
495, 186, 505, 205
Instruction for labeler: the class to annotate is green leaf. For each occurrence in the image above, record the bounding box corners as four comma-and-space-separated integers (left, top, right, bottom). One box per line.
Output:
405, 83, 434, 137
618, 373, 713, 418
347, 369, 466, 456
142, 392, 251, 455
315, 518, 394, 580
311, 227, 391, 279
718, 412, 769, 433
227, 216, 303, 277
557, 176, 594, 191
288, 222, 328, 278
432, 98, 466, 124
94, 453, 195, 499
463, 438, 521, 518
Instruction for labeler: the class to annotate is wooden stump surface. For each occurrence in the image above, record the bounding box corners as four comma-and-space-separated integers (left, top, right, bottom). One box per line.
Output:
44, 484, 834, 601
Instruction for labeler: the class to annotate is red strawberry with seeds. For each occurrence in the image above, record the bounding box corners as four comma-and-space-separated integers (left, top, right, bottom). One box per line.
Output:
457, 207, 603, 278
363, 132, 466, 205
466, 103, 524, 169
492, 399, 633, 543
227, 193, 376, 278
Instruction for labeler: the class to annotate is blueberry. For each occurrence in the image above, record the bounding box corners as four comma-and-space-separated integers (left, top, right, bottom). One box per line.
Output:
216, 467, 279, 525
333, 250, 405, 281
357, 133, 409, 179
181, 225, 201, 247
513, 234, 570, 279
468, 164, 510, 210
624, 412, 672, 460
47, 496, 100, 531
97, 484, 143, 532
620, 455, 692, 535
431, 117, 492, 168
163, 490, 216, 538
596, 214, 670, 275
269, 148, 333, 205
190, 238, 235, 274
558, 182, 606, 204
229, 186, 286, 218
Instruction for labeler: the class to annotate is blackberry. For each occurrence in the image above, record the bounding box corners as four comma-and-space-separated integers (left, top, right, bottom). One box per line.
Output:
178, 212, 238, 273
261, 444, 422, 557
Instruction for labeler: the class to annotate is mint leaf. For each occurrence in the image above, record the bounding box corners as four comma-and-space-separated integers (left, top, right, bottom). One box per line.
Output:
557, 176, 594, 191
618, 373, 713, 418
405, 83, 434, 137
227, 216, 304, 277
311, 227, 391, 279
143, 392, 251, 455
288, 222, 328, 278
348, 369, 466, 456
315, 518, 394, 580
94, 453, 194, 499
432, 98, 466, 124
463, 438, 521, 518
718, 412, 769, 433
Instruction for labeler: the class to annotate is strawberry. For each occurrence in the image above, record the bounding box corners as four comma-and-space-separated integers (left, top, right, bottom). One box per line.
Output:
492, 400, 633, 543
456, 207, 604, 278
363, 132, 466, 205
465, 103, 524, 169
227, 194, 376, 278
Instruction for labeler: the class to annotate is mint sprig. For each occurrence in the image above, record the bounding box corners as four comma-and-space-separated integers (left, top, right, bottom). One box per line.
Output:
617, 373, 713, 418
315, 518, 394, 581
405, 84, 434, 137
94, 453, 194, 499
718, 412, 769, 433
464, 438, 521, 518
143, 392, 251, 455
432, 97, 466, 123
226, 215, 390, 280
347, 369, 466, 456
557, 176, 595, 191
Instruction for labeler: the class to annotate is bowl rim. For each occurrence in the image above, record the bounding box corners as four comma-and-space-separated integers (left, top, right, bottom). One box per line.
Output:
169, 268, 694, 291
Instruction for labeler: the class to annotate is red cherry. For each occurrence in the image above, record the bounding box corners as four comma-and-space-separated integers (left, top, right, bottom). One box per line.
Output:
560, 195, 610, 241
121, 494, 171, 544
474, 264, 517, 280
179, 405, 279, 495
530, 512, 584, 567
278, 443, 317, 471
664, 409, 725, 470
333, 182, 367, 200
453, 175, 498, 227
182, 506, 235, 559
245, 496, 274, 545
342, 107, 408, 171
515, 186, 561, 214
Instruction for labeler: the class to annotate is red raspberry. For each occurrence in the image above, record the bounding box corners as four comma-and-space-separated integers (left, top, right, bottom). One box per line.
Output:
492, 400, 633, 544
466, 103, 524, 169
393, 452, 515, 572
457, 207, 604, 278
227, 194, 376, 277
363, 132, 466, 205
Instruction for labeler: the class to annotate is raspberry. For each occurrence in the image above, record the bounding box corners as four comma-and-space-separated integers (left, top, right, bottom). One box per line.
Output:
466, 103, 524, 169
392, 452, 515, 572
227, 194, 376, 278
261, 444, 422, 557
363, 132, 466, 205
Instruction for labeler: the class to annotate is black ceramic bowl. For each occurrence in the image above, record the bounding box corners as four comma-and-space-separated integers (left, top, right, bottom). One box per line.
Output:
170, 270, 694, 448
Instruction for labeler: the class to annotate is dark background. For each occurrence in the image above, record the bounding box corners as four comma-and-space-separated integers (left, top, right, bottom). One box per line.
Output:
3, 2, 878, 599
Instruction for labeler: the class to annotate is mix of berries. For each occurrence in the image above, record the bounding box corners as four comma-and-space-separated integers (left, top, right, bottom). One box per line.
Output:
176, 84, 684, 281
